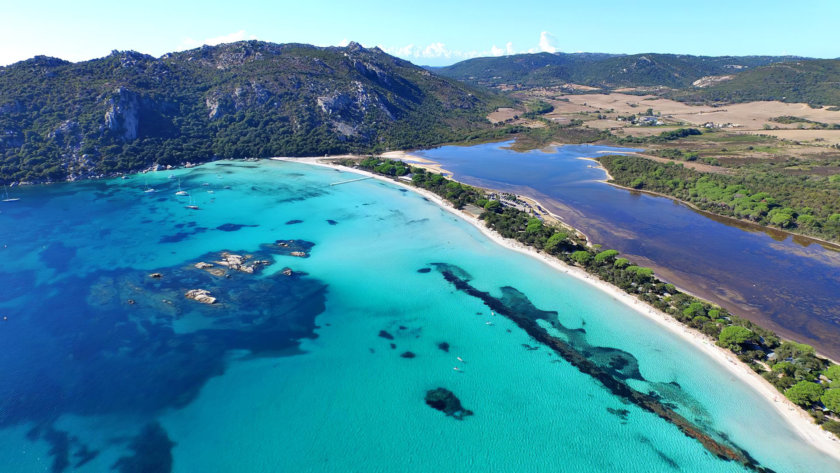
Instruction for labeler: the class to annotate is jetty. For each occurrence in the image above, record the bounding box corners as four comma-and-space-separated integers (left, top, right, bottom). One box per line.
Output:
329, 176, 372, 186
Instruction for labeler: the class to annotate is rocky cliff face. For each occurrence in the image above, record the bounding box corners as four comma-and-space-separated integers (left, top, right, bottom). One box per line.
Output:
104, 87, 140, 140
0, 41, 505, 183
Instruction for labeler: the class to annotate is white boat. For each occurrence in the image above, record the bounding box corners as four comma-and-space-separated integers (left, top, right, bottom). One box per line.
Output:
175, 179, 189, 196
185, 195, 199, 210
2, 185, 19, 202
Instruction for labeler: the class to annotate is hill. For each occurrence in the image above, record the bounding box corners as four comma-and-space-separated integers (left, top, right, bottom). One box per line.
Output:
434, 52, 804, 89
0, 41, 508, 183
670, 59, 840, 106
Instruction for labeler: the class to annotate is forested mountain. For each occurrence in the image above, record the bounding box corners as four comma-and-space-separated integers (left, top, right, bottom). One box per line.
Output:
434, 52, 804, 89
0, 41, 508, 183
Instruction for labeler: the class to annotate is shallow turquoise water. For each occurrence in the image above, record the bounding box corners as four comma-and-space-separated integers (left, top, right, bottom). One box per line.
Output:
0, 159, 836, 472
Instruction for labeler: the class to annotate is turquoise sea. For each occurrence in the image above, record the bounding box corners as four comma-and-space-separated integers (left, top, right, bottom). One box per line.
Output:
0, 158, 837, 472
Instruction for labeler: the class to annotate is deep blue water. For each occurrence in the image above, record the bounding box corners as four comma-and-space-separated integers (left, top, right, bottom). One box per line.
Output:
416, 141, 840, 359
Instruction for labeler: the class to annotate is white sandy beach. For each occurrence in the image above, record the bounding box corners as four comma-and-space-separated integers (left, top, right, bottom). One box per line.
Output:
271, 155, 840, 461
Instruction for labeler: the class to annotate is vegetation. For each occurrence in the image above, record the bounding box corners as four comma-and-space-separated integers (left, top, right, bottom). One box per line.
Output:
0, 41, 512, 184
599, 155, 840, 241
346, 156, 840, 436
671, 59, 840, 107
434, 52, 801, 90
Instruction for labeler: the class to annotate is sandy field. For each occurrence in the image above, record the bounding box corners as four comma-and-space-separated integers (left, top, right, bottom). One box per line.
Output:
272, 155, 840, 461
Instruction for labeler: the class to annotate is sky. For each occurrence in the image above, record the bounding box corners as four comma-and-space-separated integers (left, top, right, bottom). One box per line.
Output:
2, 0, 839, 67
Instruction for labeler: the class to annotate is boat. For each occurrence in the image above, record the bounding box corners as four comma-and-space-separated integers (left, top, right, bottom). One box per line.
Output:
457, 357, 464, 363
185, 195, 199, 210
485, 322, 494, 326
2, 185, 20, 202
175, 179, 189, 196
144, 188, 156, 193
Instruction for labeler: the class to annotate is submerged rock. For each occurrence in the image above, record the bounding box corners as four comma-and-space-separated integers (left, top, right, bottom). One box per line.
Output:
400, 351, 416, 358
378, 330, 394, 340
185, 289, 216, 304
194, 262, 213, 269
437, 342, 450, 352
149, 273, 163, 279
424, 388, 473, 420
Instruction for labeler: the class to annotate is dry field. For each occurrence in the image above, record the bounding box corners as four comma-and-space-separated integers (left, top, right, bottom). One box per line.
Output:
544, 93, 840, 131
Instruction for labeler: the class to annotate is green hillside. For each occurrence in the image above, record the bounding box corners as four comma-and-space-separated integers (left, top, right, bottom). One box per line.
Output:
435, 52, 801, 89
0, 41, 509, 184
672, 59, 840, 106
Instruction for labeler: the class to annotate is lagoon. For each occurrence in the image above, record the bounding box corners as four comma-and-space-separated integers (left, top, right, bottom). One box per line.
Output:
416, 141, 840, 361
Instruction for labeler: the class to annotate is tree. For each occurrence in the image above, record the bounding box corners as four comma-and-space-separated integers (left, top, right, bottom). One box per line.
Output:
772, 361, 796, 377
594, 249, 619, 264
775, 341, 815, 360
823, 365, 840, 382
571, 250, 591, 265
614, 258, 630, 268
544, 232, 567, 254
526, 218, 543, 234
484, 200, 501, 212
718, 326, 755, 351
821, 389, 840, 413
784, 381, 825, 406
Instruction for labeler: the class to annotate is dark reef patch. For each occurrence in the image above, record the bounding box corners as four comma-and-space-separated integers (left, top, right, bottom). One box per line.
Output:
112, 423, 174, 473
216, 223, 257, 232
378, 330, 394, 340
607, 407, 631, 421
425, 388, 473, 420
400, 351, 416, 359
437, 342, 450, 352
430, 262, 774, 472
416, 267, 431, 274
0, 239, 328, 473
285, 219, 303, 225
159, 227, 208, 244
39, 242, 77, 272
326, 219, 339, 226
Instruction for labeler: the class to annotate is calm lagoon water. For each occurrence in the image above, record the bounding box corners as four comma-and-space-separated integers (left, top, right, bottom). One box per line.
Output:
0, 160, 836, 472
417, 141, 840, 360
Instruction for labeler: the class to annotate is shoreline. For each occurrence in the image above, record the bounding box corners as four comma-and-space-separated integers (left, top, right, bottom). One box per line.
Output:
272, 155, 840, 461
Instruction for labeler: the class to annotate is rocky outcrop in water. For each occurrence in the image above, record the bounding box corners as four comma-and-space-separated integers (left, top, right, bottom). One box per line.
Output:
425, 388, 473, 420
214, 252, 270, 274
185, 289, 216, 304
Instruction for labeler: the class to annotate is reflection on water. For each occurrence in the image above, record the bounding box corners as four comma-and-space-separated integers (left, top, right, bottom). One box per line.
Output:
418, 141, 840, 359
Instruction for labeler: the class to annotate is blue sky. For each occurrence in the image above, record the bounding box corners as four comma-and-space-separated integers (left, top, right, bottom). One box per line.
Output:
2, 0, 839, 66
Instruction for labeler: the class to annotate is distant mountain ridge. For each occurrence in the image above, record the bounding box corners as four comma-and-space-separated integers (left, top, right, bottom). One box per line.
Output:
434, 52, 809, 89
0, 41, 508, 183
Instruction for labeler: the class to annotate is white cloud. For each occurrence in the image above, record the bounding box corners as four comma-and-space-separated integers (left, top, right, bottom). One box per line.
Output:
538, 31, 559, 53
380, 32, 558, 65
180, 30, 258, 49
491, 41, 517, 56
